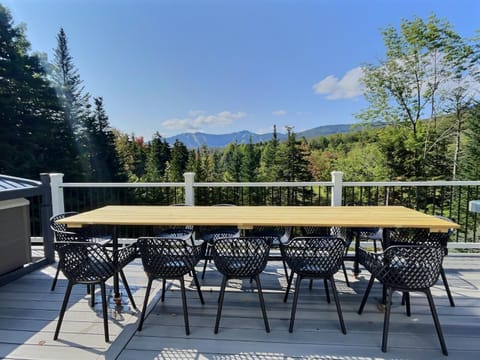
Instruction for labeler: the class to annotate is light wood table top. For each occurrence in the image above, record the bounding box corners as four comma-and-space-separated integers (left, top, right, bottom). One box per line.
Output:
57, 205, 459, 232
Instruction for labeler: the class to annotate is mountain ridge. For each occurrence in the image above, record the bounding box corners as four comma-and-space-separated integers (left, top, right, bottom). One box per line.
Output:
165, 124, 353, 148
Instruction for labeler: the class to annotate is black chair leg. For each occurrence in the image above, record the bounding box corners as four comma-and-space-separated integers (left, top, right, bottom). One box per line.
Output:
119, 270, 137, 309
100, 282, 110, 342
405, 292, 411, 317
426, 289, 448, 356
54, 281, 73, 340
161, 278, 167, 302
289, 275, 303, 332
309, 279, 313, 290
254, 275, 270, 333
358, 274, 375, 314
284, 270, 294, 303
330, 277, 346, 334
191, 270, 204, 304
324, 278, 330, 303
214, 275, 228, 333
201, 245, 211, 279
341, 261, 350, 287
179, 278, 190, 335
51, 263, 61, 291
281, 258, 289, 281
138, 278, 153, 331
89, 284, 95, 307
440, 266, 455, 307
381, 287, 393, 353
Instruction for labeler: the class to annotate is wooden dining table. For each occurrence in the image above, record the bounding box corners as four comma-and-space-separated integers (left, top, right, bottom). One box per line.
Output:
57, 205, 460, 300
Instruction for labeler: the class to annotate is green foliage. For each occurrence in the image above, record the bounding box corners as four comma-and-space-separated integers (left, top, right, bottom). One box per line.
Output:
357, 14, 479, 180
460, 102, 480, 180
0, 4, 82, 180
82, 97, 125, 181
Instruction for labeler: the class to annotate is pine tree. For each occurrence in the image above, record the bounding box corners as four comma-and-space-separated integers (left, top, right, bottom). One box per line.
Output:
82, 97, 124, 181
222, 142, 243, 182
241, 137, 259, 182
51, 28, 90, 135
166, 139, 189, 182
143, 132, 171, 182
279, 126, 311, 182
0, 5, 82, 179
258, 125, 281, 181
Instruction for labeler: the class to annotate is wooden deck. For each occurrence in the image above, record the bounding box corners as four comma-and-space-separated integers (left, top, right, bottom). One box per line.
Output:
1, 252, 480, 360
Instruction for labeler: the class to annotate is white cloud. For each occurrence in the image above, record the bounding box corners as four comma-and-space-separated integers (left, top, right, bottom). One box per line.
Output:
162, 111, 246, 132
272, 109, 287, 116
312, 66, 364, 100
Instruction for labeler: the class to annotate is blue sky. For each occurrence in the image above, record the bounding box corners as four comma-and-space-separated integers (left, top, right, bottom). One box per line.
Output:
3, 0, 479, 139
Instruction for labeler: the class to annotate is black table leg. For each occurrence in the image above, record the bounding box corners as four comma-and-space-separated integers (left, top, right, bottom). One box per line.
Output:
111, 225, 121, 303
353, 230, 360, 276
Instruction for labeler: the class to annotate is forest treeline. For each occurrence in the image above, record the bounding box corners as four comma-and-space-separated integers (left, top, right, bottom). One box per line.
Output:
1, 4, 479, 185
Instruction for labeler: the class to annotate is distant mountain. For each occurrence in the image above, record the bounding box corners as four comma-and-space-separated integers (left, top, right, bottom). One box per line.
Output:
165, 124, 353, 148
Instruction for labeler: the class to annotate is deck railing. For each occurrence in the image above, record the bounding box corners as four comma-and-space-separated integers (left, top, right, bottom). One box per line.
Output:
48, 172, 480, 245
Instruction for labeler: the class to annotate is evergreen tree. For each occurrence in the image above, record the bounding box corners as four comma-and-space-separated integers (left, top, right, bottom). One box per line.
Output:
241, 137, 260, 182
142, 132, 171, 182
51, 28, 90, 135
279, 126, 311, 182
258, 125, 281, 181
222, 142, 243, 182
0, 5, 82, 179
166, 139, 189, 182
82, 97, 124, 181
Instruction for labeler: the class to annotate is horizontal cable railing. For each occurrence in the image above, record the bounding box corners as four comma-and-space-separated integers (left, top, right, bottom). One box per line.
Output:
49, 174, 480, 245
343, 181, 480, 243
193, 181, 333, 206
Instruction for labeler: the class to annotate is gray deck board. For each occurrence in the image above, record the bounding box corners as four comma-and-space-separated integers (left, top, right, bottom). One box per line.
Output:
0, 253, 479, 359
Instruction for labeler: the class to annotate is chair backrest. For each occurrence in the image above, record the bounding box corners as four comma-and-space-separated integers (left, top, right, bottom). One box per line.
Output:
49, 212, 78, 233
55, 242, 115, 282
379, 244, 444, 290
281, 237, 346, 276
382, 227, 431, 248
212, 237, 272, 278
428, 215, 455, 249
248, 226, 292, 245
137, 237, 203, 278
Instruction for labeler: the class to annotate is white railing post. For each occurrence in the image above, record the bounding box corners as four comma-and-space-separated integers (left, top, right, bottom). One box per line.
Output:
331, 171, 344, 207
49, 173, 65, 215
184, 172, 195, 205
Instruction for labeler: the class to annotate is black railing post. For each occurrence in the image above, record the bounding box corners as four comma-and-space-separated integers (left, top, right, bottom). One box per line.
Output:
40, 173, 54, 263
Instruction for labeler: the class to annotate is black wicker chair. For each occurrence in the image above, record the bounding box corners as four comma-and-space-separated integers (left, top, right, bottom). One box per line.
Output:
136, 237, 205, 335
154, 227, 194, 243
212, 236, 272, 333
300, 226, 351, 287
245, 226, 291, 279
49, 212, 112, 291
153, 204, 195, 243
199, 227, 241, 279
53, 240, 137, 342
357, 244, 448, 355
280, 236, 347, 334
382, 225, 455, 307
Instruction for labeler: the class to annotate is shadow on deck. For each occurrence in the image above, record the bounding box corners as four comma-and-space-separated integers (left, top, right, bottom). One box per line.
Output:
1, 254, 480, 360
